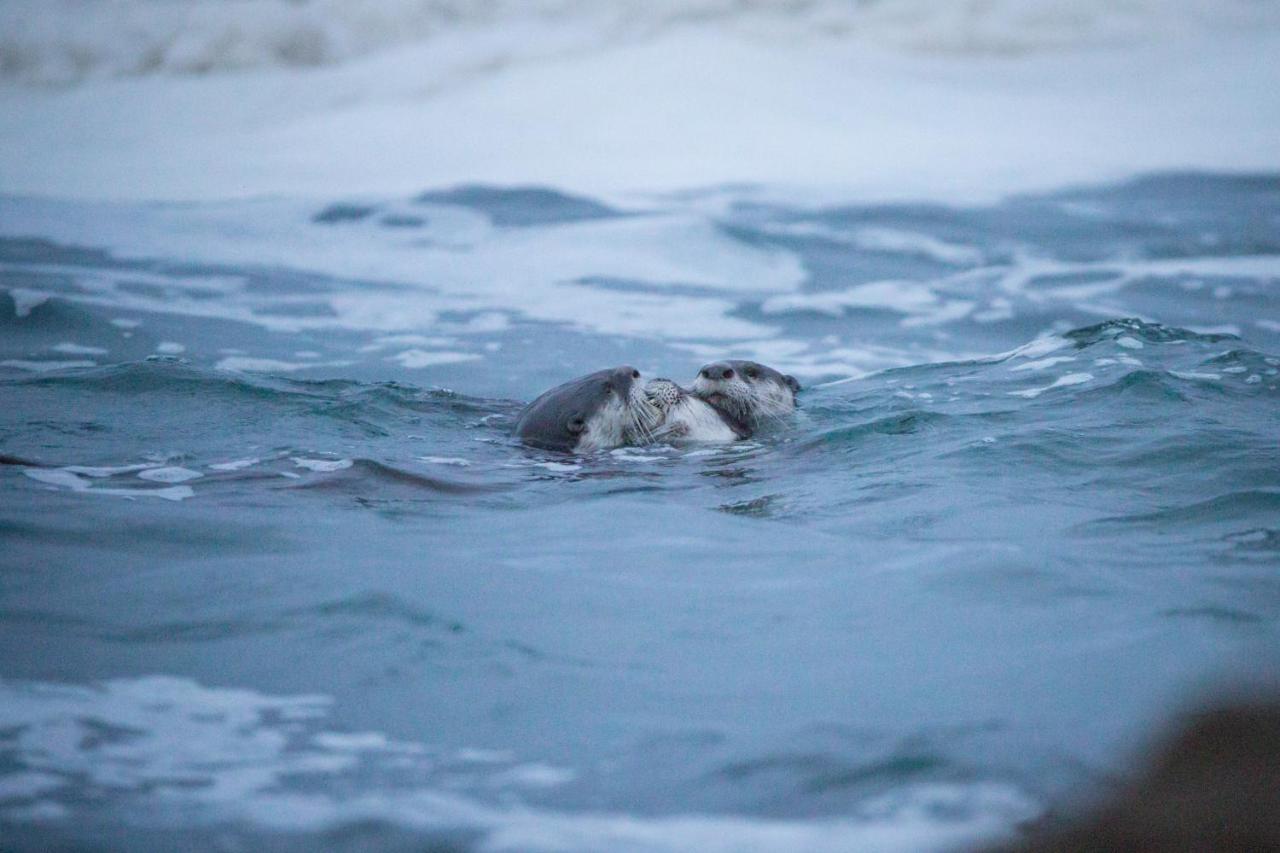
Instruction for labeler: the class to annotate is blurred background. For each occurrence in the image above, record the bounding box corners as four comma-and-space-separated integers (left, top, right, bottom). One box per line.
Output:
2, 0, 1279, 202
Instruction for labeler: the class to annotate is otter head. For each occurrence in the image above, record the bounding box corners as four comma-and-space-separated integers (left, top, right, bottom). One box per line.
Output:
515, 366, 656, 453
690, 360, 800, 429
642, 377, 684, 412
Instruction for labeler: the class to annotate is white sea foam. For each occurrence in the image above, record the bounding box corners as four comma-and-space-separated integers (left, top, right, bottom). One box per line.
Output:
1183, 324, 1242, 337
209, 458, 260, 471
1008, 372, 1094, 399
0, 674, 1038, 852
64, 463, 159, 477
1011, 356, 1076, 372
0, 200, 799, 342
537, 462, 581, 473
762, 281, 939, 319
216, 356, 352, 372
0, 359, 96, 372
8, 288, 49, 317
23, 467, 195, 501
293, 457, 354, 472
850, 228, 984, 266
419, 456, 472, 467
388, 350, 482, 369
137, 466, 203, 483
51, 341, 108, 355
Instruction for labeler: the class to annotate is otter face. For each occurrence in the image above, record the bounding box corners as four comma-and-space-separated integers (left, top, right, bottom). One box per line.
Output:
690, 360, 800, 428
515, 366, 655, 453
642, 377, 684, 412
641, 377, 745, 444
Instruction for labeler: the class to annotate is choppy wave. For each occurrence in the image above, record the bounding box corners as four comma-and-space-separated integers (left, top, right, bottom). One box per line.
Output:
3, 174, 1279, 389
3, 0, 1279, 84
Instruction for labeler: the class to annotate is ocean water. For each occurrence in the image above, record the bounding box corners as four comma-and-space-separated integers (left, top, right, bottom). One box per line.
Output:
1, 173, 1278, 850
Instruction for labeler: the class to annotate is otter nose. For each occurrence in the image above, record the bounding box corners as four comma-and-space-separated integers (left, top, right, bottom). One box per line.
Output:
700, 363, 735, 381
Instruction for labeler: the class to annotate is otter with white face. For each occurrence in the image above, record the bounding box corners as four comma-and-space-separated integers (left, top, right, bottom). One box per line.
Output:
691, 360, 801, 431
515, 366, 658, 453
640, 378, 749, 444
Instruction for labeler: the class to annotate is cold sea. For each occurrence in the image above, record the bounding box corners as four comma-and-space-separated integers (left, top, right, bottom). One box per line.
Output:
1, 174, 1278, 851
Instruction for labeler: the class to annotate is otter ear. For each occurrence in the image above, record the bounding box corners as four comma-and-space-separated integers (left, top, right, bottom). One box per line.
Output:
784, 374, 801, 393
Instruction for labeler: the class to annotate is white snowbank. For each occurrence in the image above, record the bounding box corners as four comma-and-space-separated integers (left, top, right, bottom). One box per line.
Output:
0, 2, 1276, 204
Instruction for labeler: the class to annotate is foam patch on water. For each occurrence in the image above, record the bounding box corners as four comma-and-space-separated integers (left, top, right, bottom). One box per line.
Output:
216, 356, 353, 373
1011, 356, 1077, 372
3, 196, 1279, 387
208, 458, 260, 471
1008, 372, 1094, 399
51, 342, 108, 355
23, 467, 195, 501
136, 466, 202, 483
0, 359, 96, 372
292, 458, 354, 473
762, 281, 946, 321
0, 200, 801, 343
0, 675, 1038, 852
8, 288, 50, 317
388, 350, 482, 369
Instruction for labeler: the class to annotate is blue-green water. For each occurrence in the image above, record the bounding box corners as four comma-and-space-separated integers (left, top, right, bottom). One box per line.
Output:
1, 174, 1278, 851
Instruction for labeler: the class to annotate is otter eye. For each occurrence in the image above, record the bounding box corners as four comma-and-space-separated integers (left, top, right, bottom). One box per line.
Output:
566, 416, 586, 435
602, 381, 613, 393
632, 370, 640, 379
745, 367, 759, 379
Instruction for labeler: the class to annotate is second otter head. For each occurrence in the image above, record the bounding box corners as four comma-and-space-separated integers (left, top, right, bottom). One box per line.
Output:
515, 365, 655, 453
691, 360, 800, 428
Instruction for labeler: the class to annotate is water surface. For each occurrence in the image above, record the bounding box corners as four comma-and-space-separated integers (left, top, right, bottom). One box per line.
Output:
1, 173, 1278, 851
